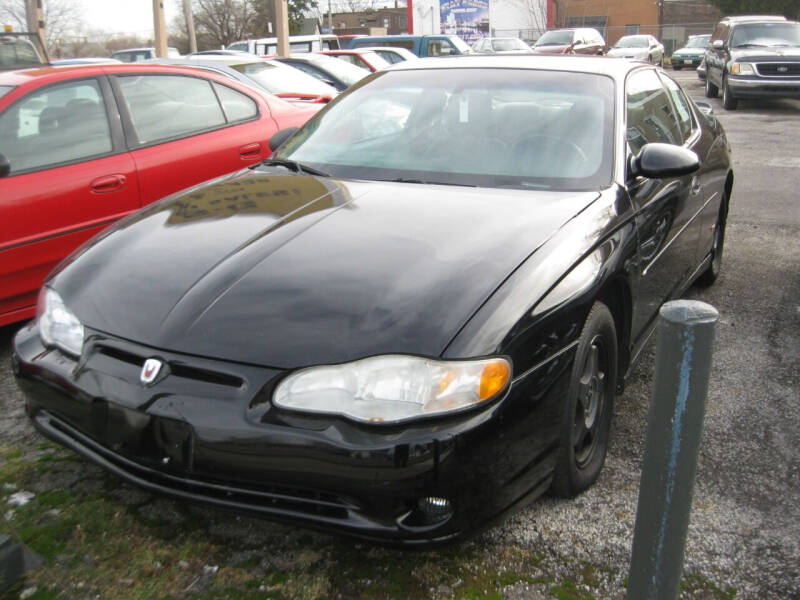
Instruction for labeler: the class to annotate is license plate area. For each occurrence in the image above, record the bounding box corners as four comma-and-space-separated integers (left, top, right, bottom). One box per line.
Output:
93, 402, 194, 474
684, 59, 693, 65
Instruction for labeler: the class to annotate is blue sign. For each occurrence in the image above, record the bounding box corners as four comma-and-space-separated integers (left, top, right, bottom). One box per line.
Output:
440, 0, 490, 45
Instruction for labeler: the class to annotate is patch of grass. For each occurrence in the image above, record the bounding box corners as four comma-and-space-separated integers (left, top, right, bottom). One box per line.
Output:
549, 579, 596, 600
681, 572, 737, 599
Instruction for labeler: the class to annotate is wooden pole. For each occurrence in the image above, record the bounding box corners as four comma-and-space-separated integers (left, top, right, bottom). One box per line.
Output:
274, 0, 290, 57
153, 0, 168, 58
183, 0, 197, 53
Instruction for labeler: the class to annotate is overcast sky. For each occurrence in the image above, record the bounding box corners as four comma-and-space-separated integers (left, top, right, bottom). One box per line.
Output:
80, 0, 180, 35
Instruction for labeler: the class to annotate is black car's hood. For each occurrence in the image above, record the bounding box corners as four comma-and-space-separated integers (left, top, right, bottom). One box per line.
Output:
730, 46, 800, 61
55, 170, 600, 367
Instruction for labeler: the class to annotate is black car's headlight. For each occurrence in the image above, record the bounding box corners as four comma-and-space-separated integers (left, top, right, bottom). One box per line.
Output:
274, 355, 511, 424
38, 287, 84, 357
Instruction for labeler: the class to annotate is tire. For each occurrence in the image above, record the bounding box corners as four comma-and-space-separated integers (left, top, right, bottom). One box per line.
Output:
551, 301, 618, 497
696, 200, 727, 287
722, 75, 738, 110
705, 75, 719, 98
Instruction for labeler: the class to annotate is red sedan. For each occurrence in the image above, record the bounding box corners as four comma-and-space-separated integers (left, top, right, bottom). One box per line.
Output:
0, 64, 320, 326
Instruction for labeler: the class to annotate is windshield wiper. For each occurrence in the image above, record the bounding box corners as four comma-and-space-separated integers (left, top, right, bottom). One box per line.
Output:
260, 158, 329, 177
382, 177, 476, 187
734, 43, 767, 48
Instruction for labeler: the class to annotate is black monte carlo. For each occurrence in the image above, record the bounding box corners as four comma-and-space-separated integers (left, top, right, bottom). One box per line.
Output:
13, 55, 733, 545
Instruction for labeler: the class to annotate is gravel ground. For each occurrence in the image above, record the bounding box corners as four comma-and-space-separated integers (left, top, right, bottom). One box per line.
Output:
1, 70, 798, 599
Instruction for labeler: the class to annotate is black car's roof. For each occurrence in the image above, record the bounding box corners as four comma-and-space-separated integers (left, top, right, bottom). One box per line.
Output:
388, 54, 647, 80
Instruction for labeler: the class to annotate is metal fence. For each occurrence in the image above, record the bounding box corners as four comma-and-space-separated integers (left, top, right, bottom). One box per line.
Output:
493, 22, 718, 56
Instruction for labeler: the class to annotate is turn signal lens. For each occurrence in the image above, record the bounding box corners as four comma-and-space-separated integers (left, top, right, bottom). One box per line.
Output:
479, 360, 510, 400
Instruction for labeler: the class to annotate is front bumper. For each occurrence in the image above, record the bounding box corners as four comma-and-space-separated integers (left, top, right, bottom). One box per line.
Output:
727, 76, 800, 99
671, 55, 703, 67
13, 323, 572, 545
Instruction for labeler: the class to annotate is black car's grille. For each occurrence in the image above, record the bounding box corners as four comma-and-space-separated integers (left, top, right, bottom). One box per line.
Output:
94, 341, 245, 389
756, 63, 800, 77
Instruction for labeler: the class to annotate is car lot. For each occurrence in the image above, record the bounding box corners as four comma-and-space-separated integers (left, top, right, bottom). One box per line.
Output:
0, 68, 798, 598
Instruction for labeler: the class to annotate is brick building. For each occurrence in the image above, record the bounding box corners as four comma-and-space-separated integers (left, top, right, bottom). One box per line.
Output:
551, 0, 722, 52
327, 8, 409, 35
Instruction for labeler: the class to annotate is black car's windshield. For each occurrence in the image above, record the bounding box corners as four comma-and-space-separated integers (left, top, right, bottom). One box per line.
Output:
615, 36, 648, 48
731, 22, 800, 48
685, 35, 710, 48
535, 31, 573, 46
276, 68, 615, 191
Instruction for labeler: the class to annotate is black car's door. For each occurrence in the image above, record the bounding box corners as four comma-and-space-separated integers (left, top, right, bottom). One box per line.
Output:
625, 68, 705, 345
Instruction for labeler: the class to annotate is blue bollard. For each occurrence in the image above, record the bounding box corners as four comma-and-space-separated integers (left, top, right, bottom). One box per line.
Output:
627, 300, 718, 600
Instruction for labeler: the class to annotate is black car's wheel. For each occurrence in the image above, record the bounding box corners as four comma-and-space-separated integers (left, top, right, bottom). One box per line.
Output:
722, 75, 738, 110
696, 201, 727, 287
705, 75, 719, 98
551, 301, 617, 497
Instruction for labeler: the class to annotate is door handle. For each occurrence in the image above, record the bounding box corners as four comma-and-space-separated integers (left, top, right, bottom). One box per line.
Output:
239, 143, 262, 160
90, 174, 126, 194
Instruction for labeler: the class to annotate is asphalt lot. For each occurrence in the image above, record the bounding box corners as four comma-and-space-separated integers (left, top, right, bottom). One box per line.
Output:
0, 68, 798, 599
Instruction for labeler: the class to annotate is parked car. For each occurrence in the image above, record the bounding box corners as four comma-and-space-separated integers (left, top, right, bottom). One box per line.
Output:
0, 31, 47, 70
0, 64, 320, 326
697, 57, 707, 80
14, 55, 733, 545
355, 46, 419, 64
532, 28, 606, 55
337, 34, 368, 49
318, 49, 391, 72
149, 56, 338, 104
471, 37, 533, 53
704, 15, 800, 110
606, 34, 664, 65
110, 47, 181, 62
227, 34, 340, 55
273, 53, 370, 91
671, 34, 711, 70
350, 35, 472, 57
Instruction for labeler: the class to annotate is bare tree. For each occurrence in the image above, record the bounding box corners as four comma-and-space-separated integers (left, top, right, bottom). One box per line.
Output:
192, 0, 260, 47
510, 0, 548, 35
0, 0, 86, 49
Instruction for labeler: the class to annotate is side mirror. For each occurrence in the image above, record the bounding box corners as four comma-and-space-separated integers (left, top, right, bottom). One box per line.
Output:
695, 101, 714, 116
0, 153, 9, 178
712, 39, 724, 49
269, 127, 300, 153
629, 143, 700, 179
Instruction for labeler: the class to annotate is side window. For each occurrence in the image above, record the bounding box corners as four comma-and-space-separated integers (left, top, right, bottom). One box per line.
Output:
213, 83, 258, 123
626, 69, 683, 155
659, 74, 694, 141
117, 75, 226, 145
0, 78, 112, 174
427, 40, 456, 56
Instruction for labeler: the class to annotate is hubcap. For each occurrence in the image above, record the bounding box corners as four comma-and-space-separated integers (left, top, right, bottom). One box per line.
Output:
574, 337, 606, 466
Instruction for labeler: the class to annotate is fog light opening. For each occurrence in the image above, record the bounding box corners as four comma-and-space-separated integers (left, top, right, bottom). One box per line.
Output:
419, 496, 451, 517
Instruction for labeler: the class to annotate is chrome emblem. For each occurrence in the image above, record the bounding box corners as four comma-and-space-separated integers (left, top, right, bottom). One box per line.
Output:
777, 66, 789, 73
140, 358, 162, 384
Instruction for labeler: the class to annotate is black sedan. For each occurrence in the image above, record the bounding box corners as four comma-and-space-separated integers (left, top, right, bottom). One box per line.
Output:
13, 56, 733, 546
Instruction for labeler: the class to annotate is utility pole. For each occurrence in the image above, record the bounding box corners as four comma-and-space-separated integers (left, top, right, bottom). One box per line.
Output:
153, 0, 168, 58
328, 0, 333, 33
182, 0, 198, 53
274, 0, 290, 57
24, 0, 49, 61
